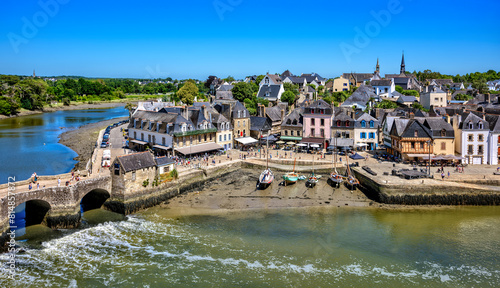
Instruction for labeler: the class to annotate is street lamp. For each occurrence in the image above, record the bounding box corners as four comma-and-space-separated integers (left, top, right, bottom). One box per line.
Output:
426, 140, 433, 176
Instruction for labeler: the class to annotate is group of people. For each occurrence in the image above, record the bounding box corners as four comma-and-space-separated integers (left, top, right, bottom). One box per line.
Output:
28, 172, 43, 190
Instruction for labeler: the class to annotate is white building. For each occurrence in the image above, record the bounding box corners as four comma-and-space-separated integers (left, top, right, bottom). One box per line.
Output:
371, 79, 396, 98
454, 113, 489, 165
420, 86, 447, 110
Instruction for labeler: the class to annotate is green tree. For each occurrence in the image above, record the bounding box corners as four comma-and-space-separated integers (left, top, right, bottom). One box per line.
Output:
231, 82, 253, 102
176, 80, 198, 105
283, 82, 299, 96
395, 85, 403, 93
281, 91, 296, 106
412, 102, 429, 112
223, 76, 235, 83
374, 100, 398, 109
402, 90, 419, 97
472, 79, 488, 94
255, 75, 265, 85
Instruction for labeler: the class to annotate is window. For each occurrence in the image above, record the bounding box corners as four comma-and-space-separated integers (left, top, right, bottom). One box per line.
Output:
162, 137, 165, 146
478, 134, 484, 142
204, 134, 207, 142
224, 134, 227, 141
411, 142, 415, 149
297, 131, 300, 136
320, 119, 325, 126
441, 142, 446, 150
311, 128, 315, 136
311, 109, 314, 114
210, 134, 212, 141
311, 119, 315, 125
361, 132, 366, 139
228, 134, 231, 140
468, 145, 473, 155
320, 109, 324, 114
369, 132, 374, 139
420, 142, 424, 149
468, 122, 473, 129
141, 133, 144, 141
148, 135, 151, 143
243, 111, 246, 117
243, 120, 246, 127
219, 135, 222, 142
291, 131, 294, 136
346, 121, 350, 127
478, 145, 484, 155
226, 123, 229, 130
285, 130, 288, 136
361, 120, 366, 128
441, 129, 446, 137
320, 129, 325, 137
345, 132, 350, 138
198, 135, 201, 143
132, 172, 136, 181
337, 120, 341, 127
478, 122, 483, 129
468, 134, 474, 142
238, 121, 240, 128
369, 121, 374, 128
238, 111, 241, 118
134, 131, 137, 139
414, 131, 418, 137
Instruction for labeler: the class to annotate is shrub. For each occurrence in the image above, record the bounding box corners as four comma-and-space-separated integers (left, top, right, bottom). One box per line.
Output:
170, 169, 178, 180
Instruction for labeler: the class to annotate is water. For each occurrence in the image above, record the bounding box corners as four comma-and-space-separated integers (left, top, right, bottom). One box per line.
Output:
0, 107, 128, 184
1, 206, 499, 287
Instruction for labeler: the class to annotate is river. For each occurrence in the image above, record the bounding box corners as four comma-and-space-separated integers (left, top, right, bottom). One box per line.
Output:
1, 206, 499, 287
0, 107, 129, 184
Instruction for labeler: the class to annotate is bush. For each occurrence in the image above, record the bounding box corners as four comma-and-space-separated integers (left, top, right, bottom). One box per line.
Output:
142, 179, 149, 187
62, 98, 71, 106
170, 169, 178, 180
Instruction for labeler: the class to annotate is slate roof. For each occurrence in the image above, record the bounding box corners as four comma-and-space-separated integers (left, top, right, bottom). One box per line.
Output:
282, 108, 303, 127
390, 118, 410, 137
343, 73, 373, 83
486, 115, 500, 133
305, 85, 316, 93
371, 79, 392, 86
116, 152, 156, 172
232, 101, 250, 119
341, 85, 378, 108
281, 70, 294, 78
400, 119, 433, 138
250, 116, 272, 132
257, 84, 282, 101
217, 84, 234, 91
284, 76, 306, 85
423, 118, 454, 138
397, 95, 418, 103
156, 157, 175, 166
332, 112, 354, 129
354, 112, 379, 128
460, 113, 489, 130
265, 105, 283, 122
215, 90, 234, 100
304, 99, 333, 115
266, 74, 282, 85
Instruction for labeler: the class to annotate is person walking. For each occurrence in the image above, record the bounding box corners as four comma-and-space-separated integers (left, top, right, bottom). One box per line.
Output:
29, 183, 32, 190
58, 178, 61, 187
37, 182, 40, 189
441, 172, 445, 180
447, 171, 450, 178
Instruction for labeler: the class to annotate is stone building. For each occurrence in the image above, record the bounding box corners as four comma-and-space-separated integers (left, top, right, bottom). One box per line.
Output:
111, 152, 157, 194
280, 108, 303, 143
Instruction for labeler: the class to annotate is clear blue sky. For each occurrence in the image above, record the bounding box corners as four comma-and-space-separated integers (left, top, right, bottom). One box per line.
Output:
1, 0, 499, 80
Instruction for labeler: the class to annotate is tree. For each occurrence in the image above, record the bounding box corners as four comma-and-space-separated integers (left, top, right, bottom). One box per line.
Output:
204, 76, 218, 89
412, 102, 429, 112
402, 90, 419, 97
176, 80, 198, 105
255, 75, 265, 85
231, 82, 253, 102
223, 75, 235, 83
281, 91, 296, 106
125, 102, 135, 116
472, 79, 488, 94
283, 82, 299, 96
374, 100, 398, 109
395, 85, 404, 93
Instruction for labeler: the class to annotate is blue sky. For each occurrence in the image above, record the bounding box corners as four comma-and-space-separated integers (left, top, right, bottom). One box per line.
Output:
1, 0, 499, 79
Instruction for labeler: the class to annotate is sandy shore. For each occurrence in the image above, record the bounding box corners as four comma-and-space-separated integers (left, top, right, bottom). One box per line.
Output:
0, 102, 127, 119
59, 116, 128, 171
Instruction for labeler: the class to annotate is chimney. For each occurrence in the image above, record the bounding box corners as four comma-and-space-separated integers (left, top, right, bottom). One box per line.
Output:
445, 115, 450, 124
461, 106, 466, 113
280, 108, 285, 121
483, 113, 486, 121
485, 93, 491, 103
184, 105, 189, 120
425, 86, 428, 93
409, 112, 415, 119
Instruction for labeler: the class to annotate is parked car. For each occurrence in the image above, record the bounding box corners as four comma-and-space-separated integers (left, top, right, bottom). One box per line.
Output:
100, 143, 108, 148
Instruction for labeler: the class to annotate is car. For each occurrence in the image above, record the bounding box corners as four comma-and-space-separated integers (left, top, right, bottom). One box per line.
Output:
325, 151, 333, 155
100, 143, 108, 148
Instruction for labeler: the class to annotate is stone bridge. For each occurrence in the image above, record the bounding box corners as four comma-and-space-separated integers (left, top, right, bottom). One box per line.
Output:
0, 176, 112, 235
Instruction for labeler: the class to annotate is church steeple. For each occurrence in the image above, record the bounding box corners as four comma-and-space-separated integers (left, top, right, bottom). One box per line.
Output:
400, 52, 405, 75
375, 58, 380, 73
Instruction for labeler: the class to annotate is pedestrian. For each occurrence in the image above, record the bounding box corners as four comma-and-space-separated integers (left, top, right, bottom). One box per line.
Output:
29, 183, 32, 190
441, 172, 445, 180
448, 171, 450, 178
37, 182, 40, 189
58, 178, 61, 187
497, 167, 500, 172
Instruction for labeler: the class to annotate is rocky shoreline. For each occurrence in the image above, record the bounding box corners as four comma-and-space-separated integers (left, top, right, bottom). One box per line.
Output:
0, 102, 127, 119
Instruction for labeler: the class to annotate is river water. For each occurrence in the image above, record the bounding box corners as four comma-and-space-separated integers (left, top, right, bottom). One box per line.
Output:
1, 206, 499, 287
0, 107, 128, 184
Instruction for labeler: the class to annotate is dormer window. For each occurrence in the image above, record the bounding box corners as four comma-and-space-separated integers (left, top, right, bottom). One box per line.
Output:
414, 130, 418, 137
337, 120, 341, 127
468, 122, 473, 129
238, 111, 241, 118
478, 122, 483, 129
243, 111, 246, 117
226, 123, 229, 130
369, 120, 374, 128
441, 129, 446, 137
346, 121, 350, 127
361, 120, 366, 128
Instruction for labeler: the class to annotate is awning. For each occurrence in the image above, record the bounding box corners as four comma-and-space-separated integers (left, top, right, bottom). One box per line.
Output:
280, 136, 302, 141
130, 139, 147, 145
406, 154, 432, 158
300, 137, 324, 144
153, 145, 171, 151
175, 143, 223, 155
261, 135, 277, 142
235, 136, 258, 145
356, 143, 368, 147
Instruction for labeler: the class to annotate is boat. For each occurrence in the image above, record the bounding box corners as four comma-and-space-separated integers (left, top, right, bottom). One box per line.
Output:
283, 159, 299, 185
306, 154, 319, 187
257, 134, 274, 189
298, 175, 307, 180
329, 137, 344, 188
344, 151, 360, 190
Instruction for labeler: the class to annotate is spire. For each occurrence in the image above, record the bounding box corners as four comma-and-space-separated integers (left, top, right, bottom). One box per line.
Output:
33, 69, 36, 78
375, 58, 380, 73
400, 51, 405, 75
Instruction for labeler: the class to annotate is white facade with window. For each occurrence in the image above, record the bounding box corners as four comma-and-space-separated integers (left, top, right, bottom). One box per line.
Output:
459, 125, 489, 165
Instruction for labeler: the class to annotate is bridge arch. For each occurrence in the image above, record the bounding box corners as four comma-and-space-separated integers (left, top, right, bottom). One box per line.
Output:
80, 189, 111, 212
11, 200, 51, 236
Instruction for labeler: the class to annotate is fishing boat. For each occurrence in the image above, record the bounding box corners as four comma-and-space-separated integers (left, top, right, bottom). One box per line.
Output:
283, 159, 299, 185
329, 137, 343, 188
306, 154, 319, 187
344, 152, 360, 190
257, 135, 274, 189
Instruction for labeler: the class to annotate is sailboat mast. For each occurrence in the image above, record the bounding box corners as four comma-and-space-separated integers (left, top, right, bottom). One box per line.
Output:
266, 134, 269, 169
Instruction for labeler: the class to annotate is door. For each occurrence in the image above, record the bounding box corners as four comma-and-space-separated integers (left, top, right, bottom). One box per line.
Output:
472, 156, 482, 165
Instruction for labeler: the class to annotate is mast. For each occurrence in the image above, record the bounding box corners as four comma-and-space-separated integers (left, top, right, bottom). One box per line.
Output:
266, 134, 269, 169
